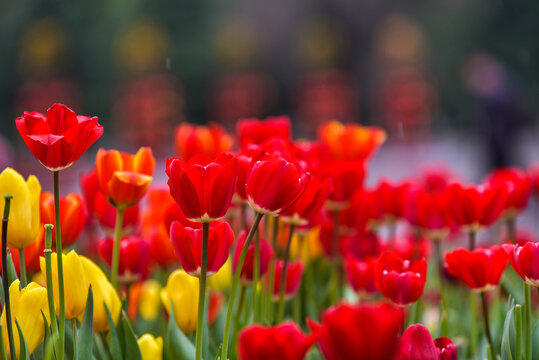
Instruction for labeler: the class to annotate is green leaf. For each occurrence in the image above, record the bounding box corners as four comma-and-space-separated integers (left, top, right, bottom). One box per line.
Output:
6, 250, 18, 285
120, 315, 142, 360
0, 324, 7, 360
77, 287, 94, 360
105, 303, 123, 360
15, 319, 30, 360
167, 302, 195, 360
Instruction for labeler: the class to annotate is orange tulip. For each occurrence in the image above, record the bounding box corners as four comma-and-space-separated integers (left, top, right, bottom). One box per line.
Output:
40, 191, 87, 246
96, 147, 155, 209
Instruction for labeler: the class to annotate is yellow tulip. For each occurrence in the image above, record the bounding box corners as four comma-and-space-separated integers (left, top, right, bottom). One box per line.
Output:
39, 250, 89, 319
0, 168, 40, 249
1, 280, 50, 359
160, 269, 198, 334
208, 257, 231, 291
138, 333, 163, 360
77, 256, 121, 332
139, 280, 161, 321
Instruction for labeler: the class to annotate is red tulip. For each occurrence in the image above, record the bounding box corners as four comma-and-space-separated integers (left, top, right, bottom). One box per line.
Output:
174, 122, 233, 160
375, 250, 427, 305
391, 234, 431, 261
96, 147, 155, 208
166, 153, 238, 222
234, 147, 268, 203
308, 302, 404, 360
98, 236, 151, 282
444, 246, 508, 291
373, 179, 411, 221
503, 241, 539, 287
238, 322, 316, 360
237, 116, 291, 149
396, 324, 457, 360
170, 221, 234, 277
267, 259, 304, 300
280, 177, 333, 226
233, 230, 274, 285
418, 166, 455, 193
16, 103, 103, 170
246, 157, 309, 215
404, 185, 453, 239
434, 337, 458, 360
449, 183, 508, 231
345, 256, 377, 295
40, 191, 87, 246
486, 167, 532, 217
314, 159, 365, 210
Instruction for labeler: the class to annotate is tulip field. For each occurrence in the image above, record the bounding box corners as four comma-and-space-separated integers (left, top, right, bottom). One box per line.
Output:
2, 104, 539, 360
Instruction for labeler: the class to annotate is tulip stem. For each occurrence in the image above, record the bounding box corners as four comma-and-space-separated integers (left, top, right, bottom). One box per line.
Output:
221, 212, 264, 360
524, 284, 532, 360
468, 230, 476, 251
276, 224, 295, 324
110, 207, 124, 290
53, 170, 66, 360
480, 292, 495, 354
44, 225, 60, 357
253, 227, 261, 323
331, 210, 343, 301
507, 217, 516, 243
18, 248, 27, 288
195, 222, 209, 360
2, 194, 16, 360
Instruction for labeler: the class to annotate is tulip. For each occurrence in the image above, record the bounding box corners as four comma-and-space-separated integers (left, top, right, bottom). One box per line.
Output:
345, 256, 377, 295
435, 337, 458, 360
95, 147, 155, 209
15, 103, 103, 171
138, 334, 163, 360
444, 246, 507, 291
160, 269, 199, 334
246, 157, 309, 216
308, 302, 404, 360
98, 236, 151, 283
280, 177, 333, 226
40, 191, 87, 246
233, 230, 274, 285
503, 241, 539, 287
318, 120, 386, 161
138, 280, 162, 321
375, 250, 427, 306
237, 116, 291, 149
39, 250, 89, 319
396, 324, 457, 360
372, 179, 410, 222
1, 280, 50, 359
234, 147, 269, 203
77, 256, 121, 332
486, 167, 532, 218
208, 258, 232, 291
314, 159, 365, 210
0, 168, 41, 249
267, 259, 304, 300
166, 153, 238, 222
238, 322, 316, 360
174, 122, 233, 160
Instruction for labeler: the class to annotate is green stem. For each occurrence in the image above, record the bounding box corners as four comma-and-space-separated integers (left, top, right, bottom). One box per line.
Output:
53, 170, 65, 360
470, 292, 478, 356
480, 292, 495, 354
18, 248, 26, 288
221, 212, 264, 360
524, 284, 532, 360
233, 286, 246, 333
266, 259, 275, 324
72, 319, 77, 360
515, 304, 522, 360
468, 230, 476, 251
44, 225, 60, 356
276, 225, 295, 323
434, 238, 447, 336
110, 208, 124, 290
507, 217, 516, 243
2, 194, 16, 360
253, 229, 261, 323
331, 211, 343, 301
195, 222, 209, 360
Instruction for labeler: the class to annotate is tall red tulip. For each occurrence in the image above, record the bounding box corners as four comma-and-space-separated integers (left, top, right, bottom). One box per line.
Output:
444, 246, 507, 291
166, 153, 238, 222
308, 303, 404, 360
170, 221, 234, 277
396, 324, 457, 360
503, 241, 539, 287
174, 122, 233, 161
16, 103, 103, 170
280, 177, 333, 226
375, 250, 427, 306
40, 191, 87, 246
237, 116, 291, 149
246, 157, 309, 216
233, 230, 274, 285
267, 259, 304, 300
238, 322, 316, 360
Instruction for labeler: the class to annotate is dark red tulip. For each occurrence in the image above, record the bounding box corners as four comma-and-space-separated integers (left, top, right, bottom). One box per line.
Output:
40, 191, 87, 246
233, 230, 274, 285
486, 167, 533, 218
444, 246, 507, 291
375, 250, 427, 306
449, 183, 508, 231
434, 337, 458, 360
280, 176, 333, 226
237, 116, 291, 149
234, 147, 267, 203
396, 324, 457, 360
503, 241, 539, 287
98, 236, 150, 281
16, 103, 103, 170
166, 153, 238, 222
308, 302, 404, 360
345, 256, 377, 295
246, 157, 309, 215
170, 220, 234, 277
267, 259, 304, 300
238, 322, 316, 360
314, 159, 365, 210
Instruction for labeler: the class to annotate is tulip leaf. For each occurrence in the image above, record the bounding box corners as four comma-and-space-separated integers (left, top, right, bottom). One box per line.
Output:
167, 301, 195, 360
0, 324, 7, 360
77, 287, 94, 360
120, 315, 142, 360
6, 250, 18, 286
105, 303, 123, 360
501, 304, 515, 360
15, 319, 30, 360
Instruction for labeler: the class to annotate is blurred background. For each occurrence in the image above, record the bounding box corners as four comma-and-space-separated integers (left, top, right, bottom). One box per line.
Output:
1, 0, 539, 189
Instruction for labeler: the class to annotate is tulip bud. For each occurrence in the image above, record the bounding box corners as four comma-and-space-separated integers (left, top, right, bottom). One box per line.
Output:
138, 280, 162, 321
160, 269, 199, 334
208, 258, 232, 291
138, 333, 163, 360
